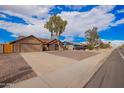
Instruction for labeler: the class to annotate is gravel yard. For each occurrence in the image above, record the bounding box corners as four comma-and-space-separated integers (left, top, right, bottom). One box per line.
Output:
45, 50, 98, 61
0, 53, 36, 87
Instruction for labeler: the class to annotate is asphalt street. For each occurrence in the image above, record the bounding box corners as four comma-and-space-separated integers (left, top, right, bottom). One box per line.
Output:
85, 48, 124, 88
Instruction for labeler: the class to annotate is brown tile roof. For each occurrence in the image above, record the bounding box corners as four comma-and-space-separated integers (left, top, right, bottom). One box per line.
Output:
38, 38, 51, 44
10, 35, 51, 44
10, 35, 43, 44
47, 39, 59, 44
18, 35, 50, 44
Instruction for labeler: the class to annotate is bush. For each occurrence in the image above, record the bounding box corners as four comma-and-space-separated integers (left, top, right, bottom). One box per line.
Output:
120, 44, 124, 48
87, 44, 95, 50
99, 42, 111, 49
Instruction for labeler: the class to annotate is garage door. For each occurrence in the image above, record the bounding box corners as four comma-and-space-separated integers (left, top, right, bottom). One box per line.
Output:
20, 43, 42, 52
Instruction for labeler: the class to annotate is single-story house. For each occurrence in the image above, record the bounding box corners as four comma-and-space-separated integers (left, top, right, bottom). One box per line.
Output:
9, 35, 65, 53
62, 41, 74, 50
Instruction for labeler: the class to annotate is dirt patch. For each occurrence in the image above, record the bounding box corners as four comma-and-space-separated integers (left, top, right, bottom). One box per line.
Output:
0, 53, 36, 87
45, 50, 98, 61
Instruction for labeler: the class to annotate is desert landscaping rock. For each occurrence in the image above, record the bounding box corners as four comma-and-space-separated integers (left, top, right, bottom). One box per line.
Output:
46, 50, 98, 61
0, 53, 36, 87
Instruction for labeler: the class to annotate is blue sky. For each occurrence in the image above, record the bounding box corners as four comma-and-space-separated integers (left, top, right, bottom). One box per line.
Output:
0, 5, 124, 45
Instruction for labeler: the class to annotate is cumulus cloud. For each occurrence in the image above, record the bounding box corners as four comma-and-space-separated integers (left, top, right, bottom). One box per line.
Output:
0, 20, 51, 38
10, 34, 18, 37
117, 9, 124, 13
65, 5, 85, 10
0, 6, 50, 38
0, 5, 53, 18
111, 40, 124, 47
102, 39, 124, 47
0, 13, 7, 18
59, 5, 115, 38
111, 18, 124, 27
61, 36, 74, 42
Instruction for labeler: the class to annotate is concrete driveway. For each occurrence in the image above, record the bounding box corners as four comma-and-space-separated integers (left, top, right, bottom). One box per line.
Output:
20, 52, 77, 76
12, 50, 113, 88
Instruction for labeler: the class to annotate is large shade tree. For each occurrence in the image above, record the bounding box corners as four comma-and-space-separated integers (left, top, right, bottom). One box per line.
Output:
85, 27, 100, 45
44, 15, 67, 40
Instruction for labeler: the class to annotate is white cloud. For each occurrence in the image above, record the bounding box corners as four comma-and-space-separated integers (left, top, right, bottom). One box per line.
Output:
0, 20, 51, 38
111, 18, 124, 27
61, 36, 74, 42
0, 13, 7, 18
0, 5, 53, 18
102, 39, 124, 47
65, 5, 85, 10
58, 5, 115, 38
0, 6, 52, 38
10, 34, 18, 37
117, 9, 124, 13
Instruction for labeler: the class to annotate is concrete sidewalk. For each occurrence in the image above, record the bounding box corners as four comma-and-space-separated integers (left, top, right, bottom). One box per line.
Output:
13, 50, 112, 88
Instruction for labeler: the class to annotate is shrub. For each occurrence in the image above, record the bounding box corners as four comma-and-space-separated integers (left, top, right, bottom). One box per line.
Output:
87, 44, 95, 50
99, 42, 111, 49
120, 44, 124, 48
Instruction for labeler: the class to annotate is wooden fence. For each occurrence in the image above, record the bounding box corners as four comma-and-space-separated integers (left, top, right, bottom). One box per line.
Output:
0, 44, 13, 53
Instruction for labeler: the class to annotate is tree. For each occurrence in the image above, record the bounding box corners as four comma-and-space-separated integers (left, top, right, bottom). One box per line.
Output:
85, 27, 100, 45
44, 15, 67, 40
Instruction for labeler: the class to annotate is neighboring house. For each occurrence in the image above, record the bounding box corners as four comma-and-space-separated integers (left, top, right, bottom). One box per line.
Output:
9, 35, 65, 53
63, 41, 74, 50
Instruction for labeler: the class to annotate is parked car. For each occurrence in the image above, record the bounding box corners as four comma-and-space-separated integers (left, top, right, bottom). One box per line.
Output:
73, 45, 87, 50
